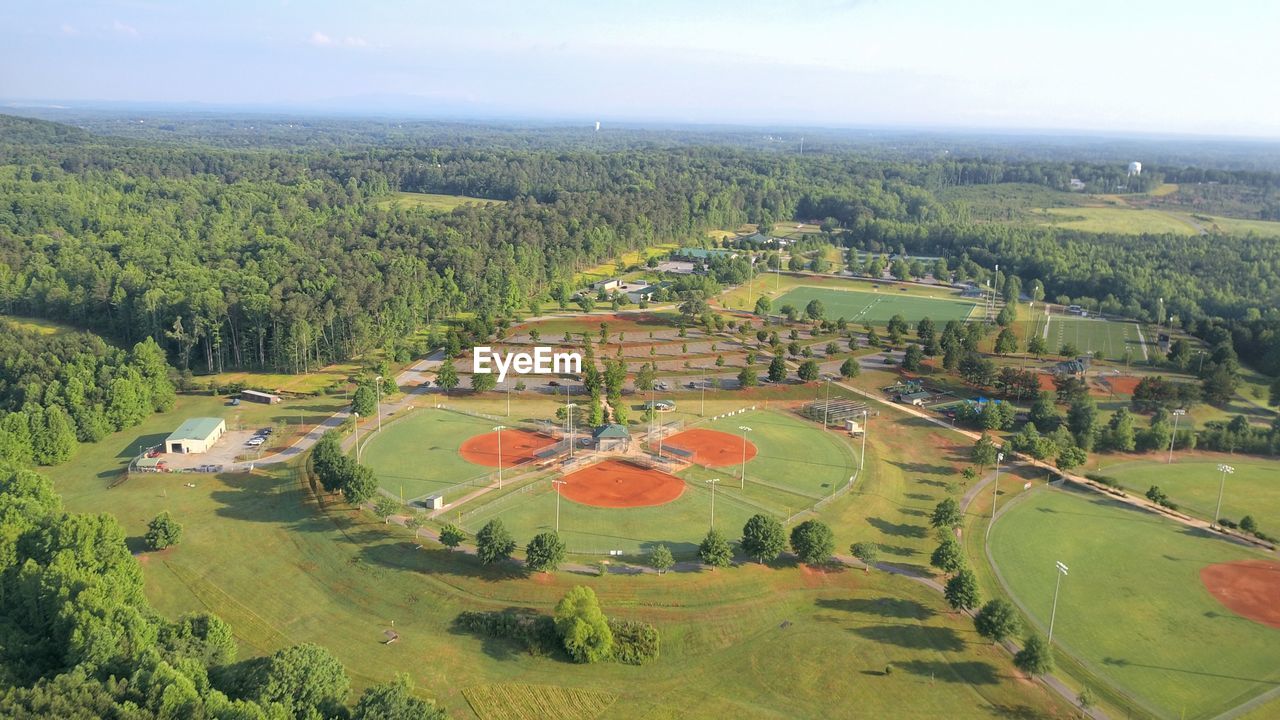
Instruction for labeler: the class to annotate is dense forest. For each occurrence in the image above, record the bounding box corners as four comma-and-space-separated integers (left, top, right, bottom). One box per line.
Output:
2, 112, 1280, 380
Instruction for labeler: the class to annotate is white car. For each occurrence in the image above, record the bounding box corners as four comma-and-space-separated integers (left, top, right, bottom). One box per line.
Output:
246, 437, 266, 447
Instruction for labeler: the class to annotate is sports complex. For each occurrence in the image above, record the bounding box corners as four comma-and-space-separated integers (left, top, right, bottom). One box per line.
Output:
361, 404, 862, 556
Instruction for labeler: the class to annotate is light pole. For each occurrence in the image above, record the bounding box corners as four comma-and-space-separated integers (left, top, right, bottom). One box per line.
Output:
493, 425, 506, 488
1167, 408, 1185, 463
700, 377, 706, 417
859, 409, 868, 472
552, 479, 566, 532
506, 382, 511, 417
1214, 464, 1234, 528
375, 376, 383, 433
353, 412, 361, 462
987, 451, 1005, 535
565, 403, 578, 457
1048, 561, 1069, 644
706, 478, 720, 528
737, 426, 752, 489
822, 376, 833, 427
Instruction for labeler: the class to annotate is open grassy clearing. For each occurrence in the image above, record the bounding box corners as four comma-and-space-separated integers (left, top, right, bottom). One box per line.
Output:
1095, 458, 1280, 529
56, 455, 1074, 718
200, 362, 365, 396
1032, 205, 1280, 237
375, 191, 505, 213
990, 485, 1280, 720
0, 313, 78, 336
571, 243, 679, 285
775, 285, 979, 326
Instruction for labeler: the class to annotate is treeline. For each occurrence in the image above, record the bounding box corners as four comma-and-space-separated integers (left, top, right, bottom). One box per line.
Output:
0, 321, 175, 466
0, 462, 444, 718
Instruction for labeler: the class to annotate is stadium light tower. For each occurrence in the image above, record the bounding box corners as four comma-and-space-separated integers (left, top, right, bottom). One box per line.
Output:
493, 425, 506, 488
352, 412, 361, 461
860, 409, 868, 472
552, 479, 567, 532
737, 426, 752, 489
987, 451, 1005, 536
822, 375, 833, 427
1167, 408, 1186, 463
706, 478, 720, 528
1048, 560, 1069, 644
1214, 464, 1234, 528
375, 376, 384, 433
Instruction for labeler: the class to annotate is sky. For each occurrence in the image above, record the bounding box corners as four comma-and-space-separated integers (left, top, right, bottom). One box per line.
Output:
3, 0, 1279, 137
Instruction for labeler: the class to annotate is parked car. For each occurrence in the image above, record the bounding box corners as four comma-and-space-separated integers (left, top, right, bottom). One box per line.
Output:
246, 437, 265, 447
548, 380, 561, 387
228, 398, 240, 406
145, 449, 162, 458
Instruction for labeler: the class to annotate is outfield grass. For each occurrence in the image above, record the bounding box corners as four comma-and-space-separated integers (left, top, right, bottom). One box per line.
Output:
990, 485, 1280, 719
774, 285, 978, 326
1097, 458, 1280, 529
375, 191, 504, 213
1045, 314, 1146, 362
361, 408, 511, 502
55, 457, 1074, 718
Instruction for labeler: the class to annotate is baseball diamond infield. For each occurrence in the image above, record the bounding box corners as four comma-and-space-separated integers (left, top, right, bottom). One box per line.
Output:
558, 459, 686, 508
459, 429, 556, 467
662, 428, 757, 467
1200, 559, 1280, 629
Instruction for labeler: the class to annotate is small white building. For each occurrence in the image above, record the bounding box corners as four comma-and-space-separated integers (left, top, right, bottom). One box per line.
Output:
423, 494, 444, 510
165, 417, 227, 454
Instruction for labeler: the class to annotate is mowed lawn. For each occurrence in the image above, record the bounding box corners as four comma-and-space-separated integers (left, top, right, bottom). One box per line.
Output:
1100, 459, 1280, 528
990, 486, 1280, 719
775, 286, 978, 325
1045, 314, 1146, 362
55, 460, 1074, 719
361, 409, 507, 502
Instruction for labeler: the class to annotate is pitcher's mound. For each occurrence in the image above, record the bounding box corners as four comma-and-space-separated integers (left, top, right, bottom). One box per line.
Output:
559, 459, 685, 508
663, 429, 757, 467
1200, 559, 1280, 629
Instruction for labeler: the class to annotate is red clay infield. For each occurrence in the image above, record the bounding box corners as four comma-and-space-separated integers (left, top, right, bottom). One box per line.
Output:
558, 459, 685, 508
459, 429, 556, 468
1200, 559, 1280, 629
1105, 375, 1141, 395
663, 428, 757, 467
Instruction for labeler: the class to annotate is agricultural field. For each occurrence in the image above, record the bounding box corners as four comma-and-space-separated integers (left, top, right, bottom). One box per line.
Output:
375, 191, 505, 213
774, 285, 979, 325
989, 486, 1280, 720
1096, 458, 1280, 529
1043, 313, 1147, 362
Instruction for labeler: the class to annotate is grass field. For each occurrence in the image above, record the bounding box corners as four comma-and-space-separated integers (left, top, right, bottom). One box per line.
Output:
361, 409, 518, 502
376, 191, 504, 213
454, 409, 858, 556
54, 454, 1074, 718
1097, 458, 1280, 529
1032, 206, 1280, 237
0, 313, 78, 336
990, 485, 1280, 719
774, 285, 979, 326
1044, 313, 1146, 362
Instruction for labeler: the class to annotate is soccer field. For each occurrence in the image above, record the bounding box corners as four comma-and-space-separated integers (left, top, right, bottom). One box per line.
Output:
990, 486, 1280, 719
1044, 314, 1146, 362
773, 286, 978, 325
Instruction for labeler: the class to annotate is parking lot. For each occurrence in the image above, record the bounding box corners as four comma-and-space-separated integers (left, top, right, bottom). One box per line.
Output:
150, 427, 276, 471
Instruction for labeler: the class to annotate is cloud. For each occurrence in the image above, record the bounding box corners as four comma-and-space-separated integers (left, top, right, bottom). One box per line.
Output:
112, 20, 139, 37
309, 31, 367, 48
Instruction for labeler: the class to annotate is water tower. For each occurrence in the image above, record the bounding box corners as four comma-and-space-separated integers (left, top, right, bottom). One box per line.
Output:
1127, 161, 1142, 176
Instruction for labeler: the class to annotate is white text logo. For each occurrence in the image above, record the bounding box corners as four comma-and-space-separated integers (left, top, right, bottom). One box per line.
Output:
472, 346, 582, 383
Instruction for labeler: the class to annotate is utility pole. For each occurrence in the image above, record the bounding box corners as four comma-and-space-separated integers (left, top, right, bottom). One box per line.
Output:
353, 412, 361, 462
1214, 464, 1234, 528
860, 409, 868, 472
1048, 561, 1069, 644
1167, 408, 1185, 463
738, 426, 752, 489
823, 376, 832, 427
375, 376, 383, 433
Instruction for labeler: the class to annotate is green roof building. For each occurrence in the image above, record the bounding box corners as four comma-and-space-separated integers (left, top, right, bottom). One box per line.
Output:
165, 417, 227, 454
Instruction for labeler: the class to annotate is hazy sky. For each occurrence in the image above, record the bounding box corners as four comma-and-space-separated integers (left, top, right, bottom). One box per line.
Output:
4, 0, 1279, 136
